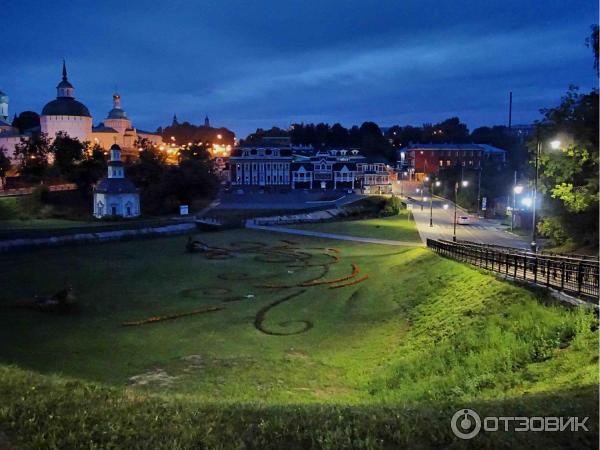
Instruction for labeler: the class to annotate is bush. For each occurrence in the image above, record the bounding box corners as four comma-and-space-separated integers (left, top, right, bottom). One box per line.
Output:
381, 196, 403, 216
538, 216, 570, 246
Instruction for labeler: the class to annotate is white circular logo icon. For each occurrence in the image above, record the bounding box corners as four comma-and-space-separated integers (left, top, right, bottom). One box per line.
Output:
451, 409, 482, 440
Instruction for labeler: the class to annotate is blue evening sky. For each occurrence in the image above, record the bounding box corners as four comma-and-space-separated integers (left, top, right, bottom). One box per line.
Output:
1, 0, 598, 137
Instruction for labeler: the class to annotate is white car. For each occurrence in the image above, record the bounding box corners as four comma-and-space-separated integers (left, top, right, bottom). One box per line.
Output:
457, 215, 471, 225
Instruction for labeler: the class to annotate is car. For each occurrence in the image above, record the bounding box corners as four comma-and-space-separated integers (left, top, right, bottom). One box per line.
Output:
457, 215, 471, 225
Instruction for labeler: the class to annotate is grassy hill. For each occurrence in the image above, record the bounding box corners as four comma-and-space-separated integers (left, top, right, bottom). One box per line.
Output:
282, 211, 421, 242
0, 228, 597, 448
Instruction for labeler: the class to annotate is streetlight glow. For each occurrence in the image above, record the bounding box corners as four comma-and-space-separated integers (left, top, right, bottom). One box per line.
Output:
513, 185, 524, 194
522, 197, 532, 207
435, 181, 441, 187
461, 180, 469, 187
550, 140, 561, 150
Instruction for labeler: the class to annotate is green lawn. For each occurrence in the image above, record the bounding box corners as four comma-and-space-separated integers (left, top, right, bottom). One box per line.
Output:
283, 211, 422, 242
0, 229, 597, 449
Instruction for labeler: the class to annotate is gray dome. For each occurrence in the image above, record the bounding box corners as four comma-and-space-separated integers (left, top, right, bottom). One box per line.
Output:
107, 108, 127, 119
42, 97, 91, 117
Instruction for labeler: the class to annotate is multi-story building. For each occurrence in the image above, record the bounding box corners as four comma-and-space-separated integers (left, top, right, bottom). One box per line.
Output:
402, 143, 506, 178
229, 146, 393, 192
229, 146, 292, 187
357, 158, 393, 194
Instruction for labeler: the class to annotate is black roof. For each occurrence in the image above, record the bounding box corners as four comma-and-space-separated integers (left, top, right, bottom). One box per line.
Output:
92, 125, 118, 133
94, 177, 138, 194
57, 79, 74, 89
42, 97, 91, 117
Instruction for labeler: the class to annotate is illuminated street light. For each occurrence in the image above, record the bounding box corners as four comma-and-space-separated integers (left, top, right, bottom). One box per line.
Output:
513, 185, 524, 194
461, 180, 469, 187
435, 181, 441, 187
217, 134, 222, 140
531, 136, 564, 252
522, 197, 532, 207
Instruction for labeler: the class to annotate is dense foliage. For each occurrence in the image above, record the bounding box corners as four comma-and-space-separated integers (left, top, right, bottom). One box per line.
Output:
534, 87, 599, 247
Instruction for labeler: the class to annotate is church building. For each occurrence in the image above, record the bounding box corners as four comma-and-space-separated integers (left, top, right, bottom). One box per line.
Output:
40, 61, 93, 142
93, 144, 140, 218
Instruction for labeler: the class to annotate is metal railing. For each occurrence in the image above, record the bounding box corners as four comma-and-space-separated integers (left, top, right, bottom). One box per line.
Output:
427, 238, 599, 302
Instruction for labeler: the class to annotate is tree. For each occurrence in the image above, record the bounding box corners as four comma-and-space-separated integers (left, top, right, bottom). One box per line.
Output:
178, 142, 212, 162
586, 24, 599, 74
0, 146, 11, 188
11, 111, 40, 133
15, 133, 51, 182
50, 132, 85, 178
71, 144, 107, 196
534, 87, 598, 246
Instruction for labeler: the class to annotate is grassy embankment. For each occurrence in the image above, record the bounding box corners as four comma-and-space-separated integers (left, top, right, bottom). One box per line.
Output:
0, 225, 597, 449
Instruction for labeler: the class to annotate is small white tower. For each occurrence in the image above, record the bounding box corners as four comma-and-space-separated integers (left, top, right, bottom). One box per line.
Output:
57, 60, 75, 98
0, 90, 8, 122
93, 143, 140, 218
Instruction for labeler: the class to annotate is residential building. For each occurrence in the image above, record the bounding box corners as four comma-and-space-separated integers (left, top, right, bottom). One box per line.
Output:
403, 143, 506, 178
229, 146, 292, 187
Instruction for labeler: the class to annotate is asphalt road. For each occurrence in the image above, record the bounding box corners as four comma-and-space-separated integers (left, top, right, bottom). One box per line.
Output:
395, 180, 529, 249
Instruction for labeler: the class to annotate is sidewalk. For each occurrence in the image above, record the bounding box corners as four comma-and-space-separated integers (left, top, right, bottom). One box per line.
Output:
246, 222, 424, 247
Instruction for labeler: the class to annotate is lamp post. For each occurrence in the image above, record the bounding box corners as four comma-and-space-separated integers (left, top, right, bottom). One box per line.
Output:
531, 138, 561, 252
421, 176, 428, 211
453, 180, 469, 242
511, 180, 523, 231
429, 180, 441, 227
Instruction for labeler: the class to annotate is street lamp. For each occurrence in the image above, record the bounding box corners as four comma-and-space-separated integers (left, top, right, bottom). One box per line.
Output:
511, 184, 524, 231
453, 180, 469, 242
531, 137, 561, 252
421, 176, 429, 210
429, 180, 441, 227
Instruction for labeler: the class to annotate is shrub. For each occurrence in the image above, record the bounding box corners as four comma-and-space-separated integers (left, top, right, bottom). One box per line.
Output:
537, 216, 570, 246
381, 196, 403, 216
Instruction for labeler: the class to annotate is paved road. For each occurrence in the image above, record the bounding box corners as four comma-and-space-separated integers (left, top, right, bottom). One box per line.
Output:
246, 222, 423, 247
395, 180, 529, 249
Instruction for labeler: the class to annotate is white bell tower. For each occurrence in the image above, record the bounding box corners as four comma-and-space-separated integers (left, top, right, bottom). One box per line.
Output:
0, 91, 8, 121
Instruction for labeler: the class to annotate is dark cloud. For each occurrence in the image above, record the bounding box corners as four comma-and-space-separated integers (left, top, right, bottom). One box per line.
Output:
1, 0, 597, 137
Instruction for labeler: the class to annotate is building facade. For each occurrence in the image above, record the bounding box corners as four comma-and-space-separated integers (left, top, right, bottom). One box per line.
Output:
229, 147, 392, 192
229, 147, 292, 187
91, 93, 163, 160
93, 144, 140, 218
403, 143, 506, 178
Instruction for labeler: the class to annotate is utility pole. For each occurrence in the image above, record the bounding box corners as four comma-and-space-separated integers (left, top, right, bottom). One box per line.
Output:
508, 91, 513, 129
476, 166, 482, 217
511, 170, 517, 231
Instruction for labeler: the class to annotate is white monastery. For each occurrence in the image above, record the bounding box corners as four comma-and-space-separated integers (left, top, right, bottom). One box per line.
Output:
0, 61, 163, 164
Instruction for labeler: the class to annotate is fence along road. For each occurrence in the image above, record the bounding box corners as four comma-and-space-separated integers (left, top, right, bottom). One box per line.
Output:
427, 238, 599, 302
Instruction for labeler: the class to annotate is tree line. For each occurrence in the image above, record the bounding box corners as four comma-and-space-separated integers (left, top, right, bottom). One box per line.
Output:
0, 133, 218, 216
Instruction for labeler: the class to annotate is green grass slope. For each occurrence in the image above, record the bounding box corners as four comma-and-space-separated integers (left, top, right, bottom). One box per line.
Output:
283, 211, 421, 242
0, 230, 597, 448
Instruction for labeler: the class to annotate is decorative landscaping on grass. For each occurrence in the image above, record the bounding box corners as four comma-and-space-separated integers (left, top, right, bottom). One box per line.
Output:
0, 229, 597, 449
284, 211, 422, 242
